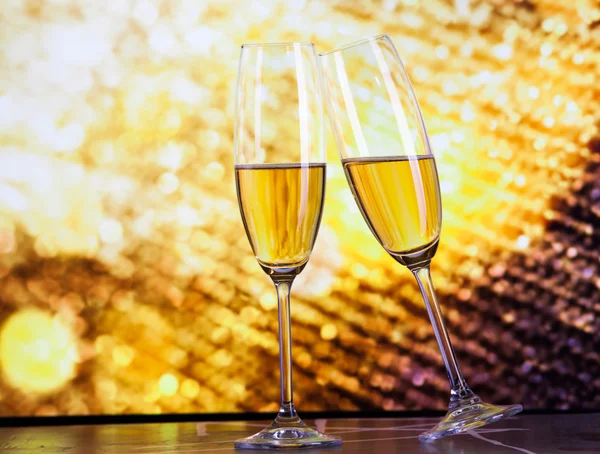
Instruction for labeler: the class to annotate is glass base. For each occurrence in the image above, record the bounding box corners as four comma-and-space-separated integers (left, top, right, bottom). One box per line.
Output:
419, 398, 523, 442
234, 415, 342, 449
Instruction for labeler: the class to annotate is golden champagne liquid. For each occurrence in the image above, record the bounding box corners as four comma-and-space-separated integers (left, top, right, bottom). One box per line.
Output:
342, 155, 441, 257
235, 163, 326, 271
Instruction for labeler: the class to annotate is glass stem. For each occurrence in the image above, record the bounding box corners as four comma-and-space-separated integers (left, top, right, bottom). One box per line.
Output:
274, 279, 298, 420
412, 266, 476, 408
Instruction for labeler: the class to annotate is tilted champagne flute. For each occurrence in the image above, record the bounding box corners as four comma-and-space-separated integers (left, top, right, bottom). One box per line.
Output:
233, 42, 341, 449
320, 34, 522, 442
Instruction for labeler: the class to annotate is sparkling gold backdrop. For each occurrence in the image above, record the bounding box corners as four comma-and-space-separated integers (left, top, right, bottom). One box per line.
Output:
0, 0, 599, 416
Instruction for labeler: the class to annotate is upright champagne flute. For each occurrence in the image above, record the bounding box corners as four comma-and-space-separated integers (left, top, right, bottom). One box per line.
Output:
233, 42, 341, 449
320, 34, 522, 442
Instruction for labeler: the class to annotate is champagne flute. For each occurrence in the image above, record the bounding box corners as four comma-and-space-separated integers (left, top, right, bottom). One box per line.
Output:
233, 42, 341, 449
320, 34, 522, 442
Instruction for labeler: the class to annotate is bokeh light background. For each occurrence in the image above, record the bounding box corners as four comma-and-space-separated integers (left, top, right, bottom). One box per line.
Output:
0, 0, 599, 417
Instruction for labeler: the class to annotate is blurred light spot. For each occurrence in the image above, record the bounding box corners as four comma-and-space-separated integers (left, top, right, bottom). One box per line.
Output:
470, 70, 492, 87
0, 228, 16, 254
543, 116, 555, 128
437, 100, 451, 114
132, 1, 159, 26
176, 205, 203, 227
542, 18, 555, 33
412, 372, 424, 387
99, 219, 123, 244
553, 95, 563, 107
435, 45, 449, 60
181, 379, 200, 399
458, 288, 472, 301
0, 310, 77, 393
527, 86, 540, 99
400, 13, 424, 30
97, 379, 118, 401
533, 137, 547, 150
508, 112, 522, 124
203, 130, 221, 151
44, 24, 110, 66
514, 175, 526, 187
503, 24, 520, 42
259, 293, 277, 310
412, 66, 429, 82
185, 27, 215, 54
297, 351, 312, 368
355, 86, 371, 102
167, 347, 187, 367
489, 263, 506, 277
460, 102, 475, 122
320, 324, 338, 340
170, 77, 207, 105
572, 53, 584, 65
53, 124, 85, 152
391, 330, 403, 343
470, 266, 484, 280
210, 349, 232, 367
158, 373, 179, 396
112, 345, 135, 367
94, 335, 114, 354
442, 80, 459, 95
158, 172, 179, 194
493, 43, 512, 61
540, 43, 553, 57
430, 133, 451, 152
149, 25, 177, 54
0, 184, 29, 212
488, 149, 500, 158
158, 142, 185, 170
210, 326, 230, 344
460, 43, 473, 57
516, 235, 530, 249
566, 101, 578, 113
496, 92, 509, 106
203, 161, 226, 182
454, 0, 470, 17
440, 180, 456, 194
351, 263, 368, 278
503, 312, 516, 323
451, 130, 465, 143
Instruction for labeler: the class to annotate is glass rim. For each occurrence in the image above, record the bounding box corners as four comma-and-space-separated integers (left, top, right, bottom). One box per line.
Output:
319, 33, 389, 56
241, 42, 315, 49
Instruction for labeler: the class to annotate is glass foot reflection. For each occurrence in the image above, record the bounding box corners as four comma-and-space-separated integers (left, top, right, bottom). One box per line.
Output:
234, 415, 342, 449
420, 397, 523, 442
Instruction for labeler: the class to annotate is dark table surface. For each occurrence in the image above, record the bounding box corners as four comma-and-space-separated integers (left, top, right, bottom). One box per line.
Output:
1, 413, 598, 453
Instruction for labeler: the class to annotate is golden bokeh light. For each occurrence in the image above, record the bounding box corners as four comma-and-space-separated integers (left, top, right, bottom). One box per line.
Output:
181, 378, 200, 399
158, 373, 179, 397
0, 310, 77, 393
